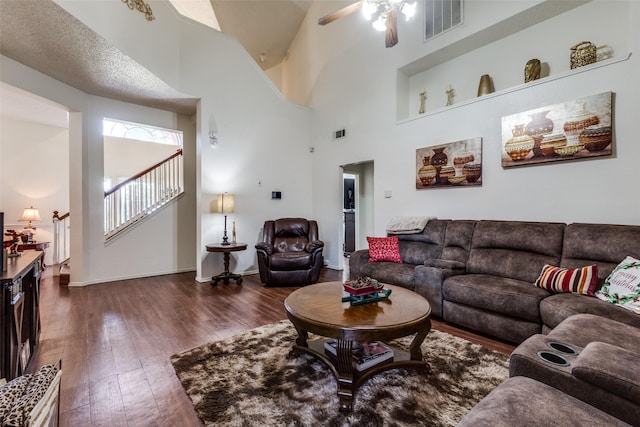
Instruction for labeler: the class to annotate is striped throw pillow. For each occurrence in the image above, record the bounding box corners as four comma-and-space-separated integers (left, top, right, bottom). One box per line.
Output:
534, 264, 598, 296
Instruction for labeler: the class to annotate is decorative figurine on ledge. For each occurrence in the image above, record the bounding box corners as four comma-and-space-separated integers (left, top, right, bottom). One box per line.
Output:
446, 84, 454, 106
419, 88, 427, 115
524, 58, 541, 83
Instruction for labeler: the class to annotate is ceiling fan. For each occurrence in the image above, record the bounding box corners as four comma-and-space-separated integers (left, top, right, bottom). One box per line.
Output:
318, 0, 417, 48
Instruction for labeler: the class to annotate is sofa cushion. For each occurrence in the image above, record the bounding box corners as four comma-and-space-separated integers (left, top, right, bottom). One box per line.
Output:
269, 252, 313, 270
443, 274, 548, 322
547, 313, 640, 350
534, 264, 598, 296
440, 220, 476, 264
444, 301, 541, 343
367, 236, 402, 263
2, 364, 58, 427
572, 341, 640, 406
540, 293, 640, 331
595, 255, 640, 314
0, 375, 31, 422
466, 221, 565, 282
394, 219, 449, 265
398, 241, 439, 265
562, 223, 640, 281
423, 259, 465, 270
458, 377, 630, 427
360, 262, 415, 289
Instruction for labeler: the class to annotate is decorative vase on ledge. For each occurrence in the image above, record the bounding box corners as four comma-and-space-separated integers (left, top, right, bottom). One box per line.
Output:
477, 74, 495, 96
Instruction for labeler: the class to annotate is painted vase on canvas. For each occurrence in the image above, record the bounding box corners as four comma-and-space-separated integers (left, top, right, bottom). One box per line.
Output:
505, 124, 535, 161
418, 156, 437, 185
525, 110, 554, 157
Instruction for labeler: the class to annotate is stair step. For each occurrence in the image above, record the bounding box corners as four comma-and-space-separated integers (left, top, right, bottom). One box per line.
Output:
59, 264, 70, 286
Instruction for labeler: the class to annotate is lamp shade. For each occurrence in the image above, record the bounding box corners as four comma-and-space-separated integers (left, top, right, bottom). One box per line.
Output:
19, 206, 41, 223
213, 193, 235, 214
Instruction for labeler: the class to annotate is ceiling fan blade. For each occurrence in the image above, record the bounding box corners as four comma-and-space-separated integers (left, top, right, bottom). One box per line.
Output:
385, 9, 398, 48
318, 1, 363, 26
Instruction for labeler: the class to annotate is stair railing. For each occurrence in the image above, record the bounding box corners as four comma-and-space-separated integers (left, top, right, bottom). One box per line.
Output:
104, 148, 183, 240
52, 210, 70, 266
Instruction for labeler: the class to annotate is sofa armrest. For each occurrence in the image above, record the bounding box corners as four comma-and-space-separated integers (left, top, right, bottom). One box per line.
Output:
423, 259, 466, 271
255, 242, 274, 255
572, 341, 640, 405
348, 249, 370, 280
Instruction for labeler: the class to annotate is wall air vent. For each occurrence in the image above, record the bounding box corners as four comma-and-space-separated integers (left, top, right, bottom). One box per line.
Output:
425, 0, 463, 41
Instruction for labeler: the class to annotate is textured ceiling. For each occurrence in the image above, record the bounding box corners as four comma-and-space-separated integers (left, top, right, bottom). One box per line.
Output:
0, 0, 199, 116
0, 0, 314, 124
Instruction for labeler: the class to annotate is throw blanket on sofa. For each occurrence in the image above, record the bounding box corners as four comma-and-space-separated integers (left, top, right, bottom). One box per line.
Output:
386, 216, 435, 234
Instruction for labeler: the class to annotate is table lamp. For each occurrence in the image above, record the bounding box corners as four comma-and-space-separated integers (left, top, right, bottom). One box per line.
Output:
213, 193, 234, 245
19, 206, 41, 242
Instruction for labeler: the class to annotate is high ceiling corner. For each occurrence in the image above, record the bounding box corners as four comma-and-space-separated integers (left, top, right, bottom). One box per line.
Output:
210, 0, 312, 70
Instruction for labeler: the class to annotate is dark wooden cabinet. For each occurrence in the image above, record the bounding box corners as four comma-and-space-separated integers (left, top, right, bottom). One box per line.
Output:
1, 251, 41, 380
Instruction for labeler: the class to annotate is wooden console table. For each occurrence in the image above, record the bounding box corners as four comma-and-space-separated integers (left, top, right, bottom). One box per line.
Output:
17, 241, 50, 270
206, 243, 247, 285
1, 251, 42, 380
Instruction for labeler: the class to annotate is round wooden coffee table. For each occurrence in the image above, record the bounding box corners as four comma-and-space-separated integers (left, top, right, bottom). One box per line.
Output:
284, 281, 432, 412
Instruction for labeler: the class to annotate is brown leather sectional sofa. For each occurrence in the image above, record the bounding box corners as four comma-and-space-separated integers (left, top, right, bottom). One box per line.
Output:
349, 219, 640, 343
349, 218, 640, 425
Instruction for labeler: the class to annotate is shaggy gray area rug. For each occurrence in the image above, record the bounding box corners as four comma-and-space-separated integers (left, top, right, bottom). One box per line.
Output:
171, 320, 509, 426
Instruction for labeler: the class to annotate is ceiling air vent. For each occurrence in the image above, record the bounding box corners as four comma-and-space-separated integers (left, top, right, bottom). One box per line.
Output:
425, 0, 463, 41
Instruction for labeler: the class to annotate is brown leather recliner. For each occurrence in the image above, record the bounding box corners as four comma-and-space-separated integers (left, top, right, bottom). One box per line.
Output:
255, 218, 324, 286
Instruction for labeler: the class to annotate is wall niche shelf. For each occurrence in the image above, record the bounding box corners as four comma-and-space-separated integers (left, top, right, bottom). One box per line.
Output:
397, 52, 631, 125
395, 0, 633, 122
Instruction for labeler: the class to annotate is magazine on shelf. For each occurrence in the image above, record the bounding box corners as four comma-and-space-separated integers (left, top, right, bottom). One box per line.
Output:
352, 341, 394, 371
323, 339, 394, 371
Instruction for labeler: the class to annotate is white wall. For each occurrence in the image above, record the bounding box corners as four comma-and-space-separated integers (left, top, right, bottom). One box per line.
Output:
283, 0, 640, 268
42, 0, 315, 283
7, 0, 636, 283
104, 136, 180, 186
83, 96, 197, 284
0, 117, 69, 266
0, 55, 198, 285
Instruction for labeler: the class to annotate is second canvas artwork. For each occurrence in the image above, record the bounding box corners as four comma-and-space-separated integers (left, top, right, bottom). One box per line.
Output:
501, 91, 613, 167
416, 137, 482, 189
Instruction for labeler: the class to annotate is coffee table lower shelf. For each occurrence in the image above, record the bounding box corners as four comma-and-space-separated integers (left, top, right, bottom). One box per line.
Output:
292, 339, 430, 412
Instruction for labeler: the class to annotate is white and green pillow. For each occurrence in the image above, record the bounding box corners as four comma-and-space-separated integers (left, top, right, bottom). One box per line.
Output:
595, 256, 640, 314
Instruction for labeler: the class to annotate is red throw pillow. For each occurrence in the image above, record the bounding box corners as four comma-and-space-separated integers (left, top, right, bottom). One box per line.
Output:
534, 264, 599, 296
367, 236, 402, 263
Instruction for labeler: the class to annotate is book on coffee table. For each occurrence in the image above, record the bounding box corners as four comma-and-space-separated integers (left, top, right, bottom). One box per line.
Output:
324, 339, 394, 371
352, 341, 394, 371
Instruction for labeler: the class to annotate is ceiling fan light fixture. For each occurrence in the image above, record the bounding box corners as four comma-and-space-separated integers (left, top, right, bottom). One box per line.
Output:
362, 1, 378, 20
372, 14, 387, 31
401, 1, 417, 20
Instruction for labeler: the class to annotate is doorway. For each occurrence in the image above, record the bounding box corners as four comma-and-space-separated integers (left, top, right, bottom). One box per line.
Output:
343, 174, 356, 256
341, 161, 374, 258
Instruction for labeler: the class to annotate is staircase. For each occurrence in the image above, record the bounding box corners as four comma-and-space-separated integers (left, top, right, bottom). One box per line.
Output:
52, 210, 70, 285
104, 148, 183, 241
53, 148, 184, 285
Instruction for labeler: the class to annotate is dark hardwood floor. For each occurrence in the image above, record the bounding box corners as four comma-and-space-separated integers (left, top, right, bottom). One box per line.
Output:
30, 267, 514, 426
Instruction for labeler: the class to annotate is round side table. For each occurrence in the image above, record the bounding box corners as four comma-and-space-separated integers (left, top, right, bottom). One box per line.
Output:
205, 242, 247, 285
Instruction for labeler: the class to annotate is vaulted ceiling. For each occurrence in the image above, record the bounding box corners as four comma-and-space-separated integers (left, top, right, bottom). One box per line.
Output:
211, 0, 312, 71
0, 0, 314, 124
